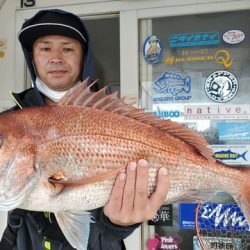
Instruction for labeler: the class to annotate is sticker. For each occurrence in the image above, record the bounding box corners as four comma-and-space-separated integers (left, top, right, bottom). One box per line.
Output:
214, 50, 233, 69
148, 205, 173, 226
218, 122, 250, 141
197, 202, 249, 231
223, 30, 245, 44
211, 144, 250, 165
193, 236, 242, 250
165, 49, 233, 69
152, 72, 193, 104
179, 203, 197, 230
152, 107, 180, 119
153, 72, 191, 96
180, 203, 249, 231
147, 235, 182, 250
204, 71, 238, 103
184, 104, 250, 120
169, 31, 220, 48
143, 35, 163, 64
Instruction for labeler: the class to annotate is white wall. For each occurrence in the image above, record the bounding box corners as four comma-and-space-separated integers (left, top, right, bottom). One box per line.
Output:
0, 1, 17, 111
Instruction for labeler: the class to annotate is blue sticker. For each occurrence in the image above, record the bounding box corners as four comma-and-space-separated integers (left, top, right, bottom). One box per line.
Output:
179, 203, 197, 230
179, 203, 249, 232
169, 31, 220, 48
218, 122, 250, 141
143, 35, 163, 64
197, 203, 249, 232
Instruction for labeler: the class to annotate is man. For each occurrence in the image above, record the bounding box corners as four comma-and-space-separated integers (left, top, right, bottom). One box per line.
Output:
0, 9, 169, 250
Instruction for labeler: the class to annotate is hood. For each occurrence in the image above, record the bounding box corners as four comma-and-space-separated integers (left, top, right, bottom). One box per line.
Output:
18, 9, 93, 106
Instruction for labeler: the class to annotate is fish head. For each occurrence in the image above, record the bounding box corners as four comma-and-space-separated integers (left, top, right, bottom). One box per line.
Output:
0, 116, 38, 211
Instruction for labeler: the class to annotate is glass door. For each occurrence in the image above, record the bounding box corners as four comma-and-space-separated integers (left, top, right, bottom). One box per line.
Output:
139, 9, 250, 250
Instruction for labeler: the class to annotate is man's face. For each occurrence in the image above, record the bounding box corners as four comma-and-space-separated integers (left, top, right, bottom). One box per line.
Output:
33, 35, 84, 91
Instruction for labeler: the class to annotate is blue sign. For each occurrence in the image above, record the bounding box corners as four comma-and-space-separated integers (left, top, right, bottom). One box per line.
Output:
179, 202, 249, 232
179, 203, 197, 230
218, 122, 250, 141
169, 31, 220, 48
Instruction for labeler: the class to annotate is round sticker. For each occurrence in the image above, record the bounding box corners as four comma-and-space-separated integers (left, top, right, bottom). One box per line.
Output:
204, 71, 238, 103
143, 35, 163, 64
223, 30, 245, 44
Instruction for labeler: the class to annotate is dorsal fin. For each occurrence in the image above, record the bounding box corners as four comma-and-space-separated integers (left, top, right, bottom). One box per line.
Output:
58, 79, 214, 162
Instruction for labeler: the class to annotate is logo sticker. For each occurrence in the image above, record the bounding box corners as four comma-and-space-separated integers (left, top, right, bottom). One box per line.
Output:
184, 104, 250, 120
148, 205, 173, 226
193, 236, 242, 250
169, 31, 220, 48
218, 122, 250, 141
223, 30, 245, 44
147, 235, 182, 250
165, 49, 233, 69
153, 72, 191, 96
143, 35, 163, 64
211, 144, 250, 165
204, 71, 238, 103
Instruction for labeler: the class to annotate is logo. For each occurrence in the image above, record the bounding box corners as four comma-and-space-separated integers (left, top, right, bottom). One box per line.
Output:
211, 145, 250, 165
223, 30, 245, 44
148, 205, 173, 226
153, 72, 191, 96
169, 31, 220, 48
204, 71, 238, 103
153, 107, 180, 119
215, 50, 233, 69
143, 35, 163, 64
184, 104, 250, 120
147, 235, 182, 250
214, 149, 247, 161
165, 49, 233, 69
218, 122, 250, 141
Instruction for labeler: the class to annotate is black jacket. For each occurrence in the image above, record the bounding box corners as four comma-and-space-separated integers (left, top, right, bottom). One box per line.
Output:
0, 88, 139, 250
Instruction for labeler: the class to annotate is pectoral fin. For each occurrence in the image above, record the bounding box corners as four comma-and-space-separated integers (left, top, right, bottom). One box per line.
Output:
55, 211, 92, 250
49, 167, 124, 188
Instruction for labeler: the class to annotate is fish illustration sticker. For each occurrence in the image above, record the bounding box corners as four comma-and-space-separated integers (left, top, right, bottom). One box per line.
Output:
143, 35, 163, 64
211, 145, 250, 165
204, 70, 238, 103
153, 72, 191, 96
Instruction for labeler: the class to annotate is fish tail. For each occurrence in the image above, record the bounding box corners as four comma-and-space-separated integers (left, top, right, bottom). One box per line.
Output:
241, 151, 248, 161
235, 168, 250, 228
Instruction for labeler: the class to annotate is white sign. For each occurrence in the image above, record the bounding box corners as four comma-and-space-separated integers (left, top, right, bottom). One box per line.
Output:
211, 144, 250, 165
184, 104, 250, 120
223, 30, 245, 44
193, 236, 242, 250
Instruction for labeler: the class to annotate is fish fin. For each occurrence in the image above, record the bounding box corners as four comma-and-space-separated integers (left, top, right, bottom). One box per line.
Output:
235, 168, 250, 228
58, 79, 214, 162
49, 167, 124, 187
175, 190, 217, 203
55, 211, 92, 250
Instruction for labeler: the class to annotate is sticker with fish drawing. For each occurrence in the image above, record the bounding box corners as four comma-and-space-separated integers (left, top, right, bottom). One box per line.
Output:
211, 144, 250, 165
152, 72, 192, 103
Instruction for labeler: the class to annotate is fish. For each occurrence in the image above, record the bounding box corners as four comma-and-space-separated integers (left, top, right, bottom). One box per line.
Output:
214, 149, 248, 161
0, 79, 250, 250
153, 72, 191, 96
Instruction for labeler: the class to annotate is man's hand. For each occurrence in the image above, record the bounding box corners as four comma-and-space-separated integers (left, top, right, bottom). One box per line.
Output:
103, 159, 169, 226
